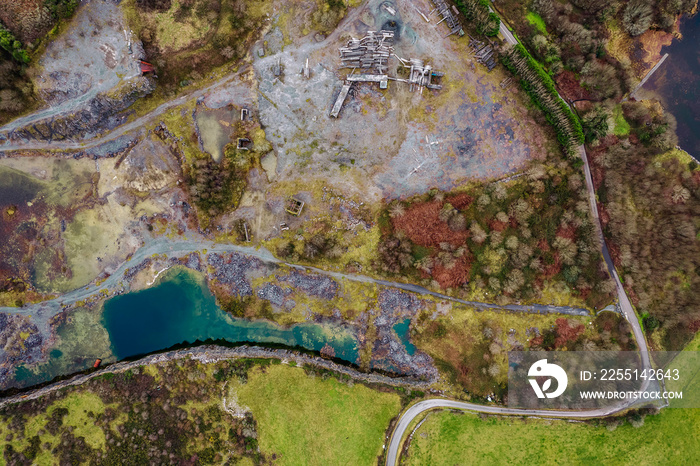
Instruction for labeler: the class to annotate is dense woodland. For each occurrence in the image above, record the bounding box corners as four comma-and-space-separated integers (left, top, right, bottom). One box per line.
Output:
510, 0, 698, 91
589, 106, 700, 350
455, 0, 501, 36
187, 142, 254, 223
494, 0, 699, 350
0, 49, 32, 121
377, 157, 615, 309
502, 43, 584, 154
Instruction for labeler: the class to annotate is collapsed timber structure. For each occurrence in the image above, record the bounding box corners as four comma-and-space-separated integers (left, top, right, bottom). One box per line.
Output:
330, 31, 444, 118
338, 30, 394, 74
431, 0, 464, 37
394, 57, 444, 92
470, 37, 497, 71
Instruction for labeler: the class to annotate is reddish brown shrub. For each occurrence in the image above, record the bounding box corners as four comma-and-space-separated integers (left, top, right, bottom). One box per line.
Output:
391, 200, 468, 248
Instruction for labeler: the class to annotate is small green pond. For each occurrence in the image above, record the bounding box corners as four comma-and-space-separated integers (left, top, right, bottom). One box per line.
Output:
393, 319, 416, 356
195, 108, 234, 162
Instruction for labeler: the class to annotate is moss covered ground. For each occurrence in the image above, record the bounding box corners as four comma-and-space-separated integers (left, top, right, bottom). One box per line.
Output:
1, 357, 407, 465
612, 104, 631, 137
525, 11, 547, 35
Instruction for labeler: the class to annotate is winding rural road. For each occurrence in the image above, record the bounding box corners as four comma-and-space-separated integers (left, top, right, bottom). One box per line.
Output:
1, 3, 655, 464
383, 8, 654, 466
384, 389, 660, 466
496, 9, 650, 369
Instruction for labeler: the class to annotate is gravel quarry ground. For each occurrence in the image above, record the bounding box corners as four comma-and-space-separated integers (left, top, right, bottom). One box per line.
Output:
1, 0, 142, 136
0, 0, 591, 394
35, 0, 141, 107
250, 0, 550, 200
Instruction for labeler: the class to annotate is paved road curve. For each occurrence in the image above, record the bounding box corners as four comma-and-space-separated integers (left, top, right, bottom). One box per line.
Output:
384, 9, 654, 466
384, 394, 651, 466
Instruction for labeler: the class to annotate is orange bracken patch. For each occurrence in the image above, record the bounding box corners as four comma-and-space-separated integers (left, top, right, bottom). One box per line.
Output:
431, 254, 471, 289
554, 318, 585, 348
555, 224, 577, 241
541, 251, 561, 279
447, 193, 474, 210
489, 219, 508, 232
391, 200, 468, 248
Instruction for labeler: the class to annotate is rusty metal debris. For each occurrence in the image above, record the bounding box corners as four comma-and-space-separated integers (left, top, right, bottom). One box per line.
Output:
285, 197, 305, 216
237, 138, 252, 150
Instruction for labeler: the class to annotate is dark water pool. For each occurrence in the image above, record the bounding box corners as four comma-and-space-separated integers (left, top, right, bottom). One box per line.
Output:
392, 319, 416, 356
644, 14, 700, 158
0, 166, 43, 206
11, 267, 360, 389
101, 267, 359, 362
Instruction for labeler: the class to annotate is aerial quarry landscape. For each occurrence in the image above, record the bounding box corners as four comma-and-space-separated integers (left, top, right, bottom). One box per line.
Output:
0, 0, 698, 464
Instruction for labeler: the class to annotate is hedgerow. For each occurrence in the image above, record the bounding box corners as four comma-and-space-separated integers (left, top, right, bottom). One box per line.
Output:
501, 44, 584, 155
454, 0, 501, 37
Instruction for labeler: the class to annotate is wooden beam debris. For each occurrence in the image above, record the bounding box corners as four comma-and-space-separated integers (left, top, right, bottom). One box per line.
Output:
331, 31, 445, 118
243, 222, 250, 242
330, 82, 353, 118
339, 30, 394, 74
431, 0, 464, 36
303, 58, 310, 79
470, 38, 497, 71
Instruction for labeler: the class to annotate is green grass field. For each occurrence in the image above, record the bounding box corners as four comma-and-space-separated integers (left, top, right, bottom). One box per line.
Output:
236, 364, 401, 465
408, 332, 700, 465
407, 408, 700, 464
666, 332, 700, 408
612, 104, 631, 136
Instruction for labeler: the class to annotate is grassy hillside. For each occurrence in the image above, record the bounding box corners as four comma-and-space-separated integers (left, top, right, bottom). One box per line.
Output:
236, 363, 402, 465
0, 357, 405, 464
407, 407, 700, 464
